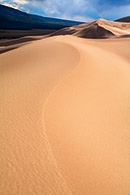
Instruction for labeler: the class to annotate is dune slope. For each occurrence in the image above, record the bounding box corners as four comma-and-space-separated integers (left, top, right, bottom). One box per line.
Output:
0, 36, 80, 195
0, 35, 130, 195
44, 36, 130, 195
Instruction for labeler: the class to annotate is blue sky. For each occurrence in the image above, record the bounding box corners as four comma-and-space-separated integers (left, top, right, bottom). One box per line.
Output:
0, 0, 130, 22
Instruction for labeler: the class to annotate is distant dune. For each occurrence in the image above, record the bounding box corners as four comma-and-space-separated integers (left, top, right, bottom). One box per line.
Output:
115, 16, 130, 23
1, 17, 130, 55
51, 19, 130, 38
0, 35, 46, 54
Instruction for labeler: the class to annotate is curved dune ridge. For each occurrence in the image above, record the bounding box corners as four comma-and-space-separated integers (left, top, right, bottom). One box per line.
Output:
0, 36, 80, 195
0, 35, 130, 195
44, 36, 130, 195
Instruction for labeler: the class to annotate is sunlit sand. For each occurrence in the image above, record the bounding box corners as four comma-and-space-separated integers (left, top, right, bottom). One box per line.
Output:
0, 33, 130, 194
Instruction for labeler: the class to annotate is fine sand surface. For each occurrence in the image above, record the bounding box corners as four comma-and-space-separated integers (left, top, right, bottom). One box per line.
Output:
0, 35, 130, 195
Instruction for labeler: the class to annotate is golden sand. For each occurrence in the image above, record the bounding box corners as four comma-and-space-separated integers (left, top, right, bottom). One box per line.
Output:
0, 35, 130, 195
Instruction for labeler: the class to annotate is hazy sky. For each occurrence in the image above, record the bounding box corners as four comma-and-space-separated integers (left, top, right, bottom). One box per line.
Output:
0, 0, 130, 21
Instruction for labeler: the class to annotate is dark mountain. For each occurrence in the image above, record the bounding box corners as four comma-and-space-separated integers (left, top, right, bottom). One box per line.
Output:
0, 4, 83, 30
115, 16, 130, 22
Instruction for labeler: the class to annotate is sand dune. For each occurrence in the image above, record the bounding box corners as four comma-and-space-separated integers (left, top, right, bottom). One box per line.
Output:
51, 19, 130, 38
0, 36, 45, 54
0, 35, 130, 195
115, 16, 130, 23
0, 37, 79, 195
44, 36, 130, 195
1, 18, 130, 55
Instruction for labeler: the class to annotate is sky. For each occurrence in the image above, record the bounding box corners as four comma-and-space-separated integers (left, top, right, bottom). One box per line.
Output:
0, 0, 130, 22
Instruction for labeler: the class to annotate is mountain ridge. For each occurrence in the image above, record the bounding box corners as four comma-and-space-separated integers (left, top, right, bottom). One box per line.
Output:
0, 4, 83, 30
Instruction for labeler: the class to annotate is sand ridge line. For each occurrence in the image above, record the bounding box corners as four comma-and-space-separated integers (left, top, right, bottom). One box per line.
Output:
73, 36, 130, 63
41, 38, 81, 195
64, 35, 130, 64
44, 35, 130, 195
0, 36, 80, 195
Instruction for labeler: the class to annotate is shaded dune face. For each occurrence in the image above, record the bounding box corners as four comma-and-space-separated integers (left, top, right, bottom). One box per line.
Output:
74, 24, 114, 38
115, 16, 130, 22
